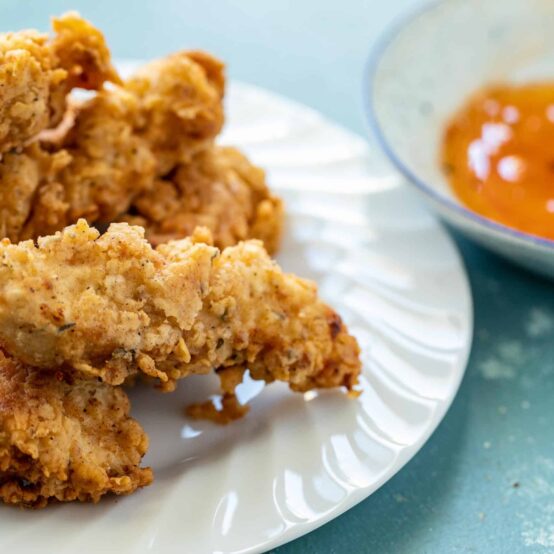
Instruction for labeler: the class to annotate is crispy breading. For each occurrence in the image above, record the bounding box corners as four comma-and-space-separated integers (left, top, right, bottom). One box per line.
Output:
50, 88, 157, 226
8, 89, 156, 241
0, 220, 360, 393
0, 30, 65, 153
0, 220, 214, 385
51, 47, 227, 224
122, 146, 283, 253
0, 350, 152, 508
0, 143, 70, 240
0, 12, 118, 154
0, 15, 359, 510
186, 365, 251, 424
0, 15, 281, 251
125, 50, 225, 175
44, 50, 225, 226
174, 236, 360, 393
0, 52, 282, 252
50, 12, 120, 91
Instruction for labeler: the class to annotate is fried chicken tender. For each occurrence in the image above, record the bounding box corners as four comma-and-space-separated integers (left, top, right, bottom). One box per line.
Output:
0, 350, 152, 508
43, 50, 225, 227
50, 49, 225, 225
0, 14, 282, 252
0, 49, 260, 249
0, 220, 360, 394
122, 146, 284, 253
0, 12, 119, 154
0, 50, 282, 252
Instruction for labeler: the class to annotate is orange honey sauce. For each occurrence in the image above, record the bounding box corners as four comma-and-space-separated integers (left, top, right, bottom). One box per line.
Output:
442, 83, 554, 239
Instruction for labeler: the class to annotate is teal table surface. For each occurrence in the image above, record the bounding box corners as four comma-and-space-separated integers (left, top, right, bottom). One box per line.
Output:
3, 1, 553, 552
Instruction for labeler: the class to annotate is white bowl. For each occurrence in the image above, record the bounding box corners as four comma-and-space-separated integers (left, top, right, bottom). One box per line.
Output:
367, 0, 554, 279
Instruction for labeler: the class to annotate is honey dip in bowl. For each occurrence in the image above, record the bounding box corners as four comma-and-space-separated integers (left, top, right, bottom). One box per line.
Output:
367, 0, 554, 278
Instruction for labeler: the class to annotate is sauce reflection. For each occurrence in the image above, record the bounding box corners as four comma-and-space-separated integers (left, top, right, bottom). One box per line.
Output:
442, 83, 554, 239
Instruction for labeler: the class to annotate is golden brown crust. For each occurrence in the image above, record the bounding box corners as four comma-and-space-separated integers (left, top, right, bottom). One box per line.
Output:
50, 12, 121, 90
175, 238, 360, 393
52, 50, 225, 225
0, 350, 152, 508
8, 90, 156, 242
0, 221, 360, 393
186, 50, 226, 98
0, 12, 118, 155
125, 50, 225, 175
122, 146, 283, 254
0, 50, 282, 252
0, 220, 214, 385
0, 49, 243, 237
0, 16, 358, 509
0, 30, 65, 153
54, 88, 156, 225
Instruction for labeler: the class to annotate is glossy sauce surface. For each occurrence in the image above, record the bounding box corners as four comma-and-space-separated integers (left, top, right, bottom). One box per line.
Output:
442, 83, 554, 239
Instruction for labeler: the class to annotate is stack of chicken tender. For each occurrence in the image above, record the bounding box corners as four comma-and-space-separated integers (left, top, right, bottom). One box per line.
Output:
0, 13, 361, 508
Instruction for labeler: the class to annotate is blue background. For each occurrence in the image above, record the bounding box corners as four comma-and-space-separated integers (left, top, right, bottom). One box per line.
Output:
4, 1, 554, 552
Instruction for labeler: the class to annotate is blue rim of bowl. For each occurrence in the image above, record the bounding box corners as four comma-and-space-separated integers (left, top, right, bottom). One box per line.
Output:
363, 0, 554, 252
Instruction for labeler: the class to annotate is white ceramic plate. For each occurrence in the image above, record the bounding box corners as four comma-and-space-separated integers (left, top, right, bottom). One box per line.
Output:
0, 78, 473, 554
